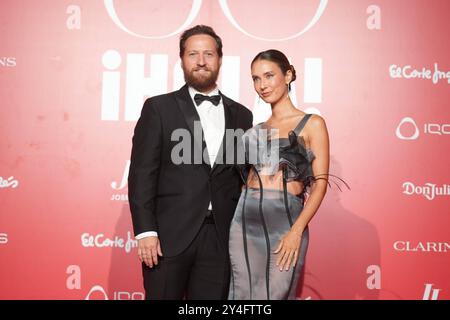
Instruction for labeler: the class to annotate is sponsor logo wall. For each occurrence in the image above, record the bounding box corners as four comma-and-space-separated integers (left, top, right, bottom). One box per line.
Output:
0, 0, 448, 299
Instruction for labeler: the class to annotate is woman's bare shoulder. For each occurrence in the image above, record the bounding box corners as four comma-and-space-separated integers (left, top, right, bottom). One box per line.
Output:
307, 113, 326, 129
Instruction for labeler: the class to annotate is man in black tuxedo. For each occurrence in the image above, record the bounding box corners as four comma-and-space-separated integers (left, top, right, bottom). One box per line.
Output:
128, 25, 253, 299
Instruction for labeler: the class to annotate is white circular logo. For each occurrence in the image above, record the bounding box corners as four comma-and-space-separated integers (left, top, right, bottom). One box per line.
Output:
104, 0, 202, 39
396, 117, 420, 140
219, 0, 328, 41
102, 50, 122, 70
85, 285, 109, 300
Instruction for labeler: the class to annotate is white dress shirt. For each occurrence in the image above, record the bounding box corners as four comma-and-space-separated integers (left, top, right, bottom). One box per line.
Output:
135, 86, 225, 240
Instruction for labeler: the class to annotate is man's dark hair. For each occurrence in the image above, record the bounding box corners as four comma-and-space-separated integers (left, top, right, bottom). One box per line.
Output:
179, 25, 223, 58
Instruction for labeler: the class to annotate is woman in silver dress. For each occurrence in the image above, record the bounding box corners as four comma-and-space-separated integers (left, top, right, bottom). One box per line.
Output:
228, 50, 331, 300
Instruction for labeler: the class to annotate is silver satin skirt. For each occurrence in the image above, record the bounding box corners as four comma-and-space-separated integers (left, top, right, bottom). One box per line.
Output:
228, 188, 309, 300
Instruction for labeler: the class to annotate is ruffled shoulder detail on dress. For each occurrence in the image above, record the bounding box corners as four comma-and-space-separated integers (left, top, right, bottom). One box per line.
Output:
280, 130, 350, 192
279, 130, 315, 184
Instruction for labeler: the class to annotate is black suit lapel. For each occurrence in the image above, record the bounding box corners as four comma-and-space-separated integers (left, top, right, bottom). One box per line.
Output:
174, 85, 211, 172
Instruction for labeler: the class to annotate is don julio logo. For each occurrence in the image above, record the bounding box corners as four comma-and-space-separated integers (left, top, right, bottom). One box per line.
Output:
0, 57, 16, 67
403, 182, 450, 200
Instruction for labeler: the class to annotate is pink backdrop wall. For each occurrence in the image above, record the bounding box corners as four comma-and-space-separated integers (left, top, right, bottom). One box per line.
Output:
1, 0, 449, 300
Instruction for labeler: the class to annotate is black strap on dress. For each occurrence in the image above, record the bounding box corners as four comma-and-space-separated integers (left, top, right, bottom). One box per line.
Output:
293, 114, 312, 136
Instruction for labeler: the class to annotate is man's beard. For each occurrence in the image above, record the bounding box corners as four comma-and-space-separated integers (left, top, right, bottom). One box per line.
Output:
183, 66, 220, 92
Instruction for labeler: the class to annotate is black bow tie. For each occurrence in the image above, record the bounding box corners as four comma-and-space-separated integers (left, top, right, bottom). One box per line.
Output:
194, 93, 221, 106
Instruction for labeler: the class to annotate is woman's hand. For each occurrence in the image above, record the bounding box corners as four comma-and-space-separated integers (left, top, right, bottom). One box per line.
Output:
274, 229, 303, 271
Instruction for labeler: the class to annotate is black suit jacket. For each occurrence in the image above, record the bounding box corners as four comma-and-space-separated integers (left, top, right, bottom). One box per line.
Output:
128, 84, 253, 257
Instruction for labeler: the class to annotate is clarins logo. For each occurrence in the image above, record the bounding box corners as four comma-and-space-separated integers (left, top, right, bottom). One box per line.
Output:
393, 241, 449, 253
0, 57, 17, 67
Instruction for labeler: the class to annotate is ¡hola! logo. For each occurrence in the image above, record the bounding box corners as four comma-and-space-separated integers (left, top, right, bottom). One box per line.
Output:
103, 0, 328, 41
396, 117, 450, 140
423, 284, 442, 300
100, 3, 325, 121
100, 52, 323, 122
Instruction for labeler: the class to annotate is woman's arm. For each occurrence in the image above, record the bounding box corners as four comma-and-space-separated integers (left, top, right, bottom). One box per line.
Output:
292, 114, 330, 233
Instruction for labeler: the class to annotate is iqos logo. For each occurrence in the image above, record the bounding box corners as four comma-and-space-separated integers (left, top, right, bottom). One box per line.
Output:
396, 117, 450, 140
396, 117, 419, 140
104, 0, 328, 41
85, 285, 144, 300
